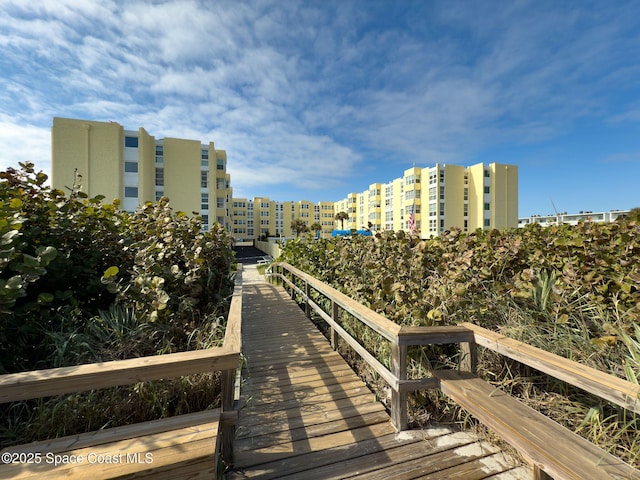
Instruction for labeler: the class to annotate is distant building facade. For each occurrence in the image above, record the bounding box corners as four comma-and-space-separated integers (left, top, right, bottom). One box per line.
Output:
51, 119, 517, 240
230, 197, 335, 241
334, 162, 518, 237
518, 210, 629, 227
51, 117, 232, 231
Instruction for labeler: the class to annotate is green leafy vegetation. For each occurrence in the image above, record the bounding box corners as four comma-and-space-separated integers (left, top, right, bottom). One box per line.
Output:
0, 163, 234, 448
279, 222, 640, 465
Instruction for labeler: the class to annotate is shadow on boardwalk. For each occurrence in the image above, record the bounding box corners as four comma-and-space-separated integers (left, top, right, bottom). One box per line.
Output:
227, 265, 529, 480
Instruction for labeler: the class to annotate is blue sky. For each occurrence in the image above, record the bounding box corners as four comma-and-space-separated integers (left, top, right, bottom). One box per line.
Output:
1, 0, 639, 217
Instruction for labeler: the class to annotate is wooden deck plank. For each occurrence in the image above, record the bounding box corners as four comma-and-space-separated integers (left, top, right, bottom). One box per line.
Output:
345, 441, 507, 480
240, 387, 375, 415
435, 370, 640, 480
1, 410, 220, 454
411, 451, 522, 479
241, 359, 355, 382
236, 410, 391, 452
273, 430, 481, 480
228, 428, 456, 480
229, 266, 527, 480
235, 403, 387, 445
2, 418, 220, 479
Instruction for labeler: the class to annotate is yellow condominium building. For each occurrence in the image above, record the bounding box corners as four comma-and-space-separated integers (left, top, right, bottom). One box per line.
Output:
230, 197, 336, 241
51, 117, 232, 231
335, 162, 518, 237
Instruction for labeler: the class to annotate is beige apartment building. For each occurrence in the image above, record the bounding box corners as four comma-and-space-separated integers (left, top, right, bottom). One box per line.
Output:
51, 120, 516, 239
334, 162, 518, 237
230, 197, 336, 241
230, 162, 517, 242
51, 117, 232, 231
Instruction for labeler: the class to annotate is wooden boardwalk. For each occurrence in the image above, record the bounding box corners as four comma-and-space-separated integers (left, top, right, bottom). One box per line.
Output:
227, 266, 530, 479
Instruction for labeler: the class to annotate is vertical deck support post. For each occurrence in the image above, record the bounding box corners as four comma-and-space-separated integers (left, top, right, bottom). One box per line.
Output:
305, 281, 311, 318
460, 338, 477, 373
330, 300, 339, 350
533, 465, 553, 480
220, 368, 235, 466
391, 342, 408, 431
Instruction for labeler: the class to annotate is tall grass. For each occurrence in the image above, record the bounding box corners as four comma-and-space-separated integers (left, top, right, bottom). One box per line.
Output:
0, 304, 230, 449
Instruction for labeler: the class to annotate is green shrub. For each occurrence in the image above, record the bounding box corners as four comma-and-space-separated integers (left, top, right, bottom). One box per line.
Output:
280, 223, 640, 465
0, 163, 235, 448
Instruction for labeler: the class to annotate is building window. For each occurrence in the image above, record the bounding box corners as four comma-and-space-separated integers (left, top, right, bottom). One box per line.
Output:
484, 169, 490, 178
155, 190, 163, 201
155, 145, 163, 164
484, 219, 491, 227
125, 136, 138, 148
484, 186, 490, 194
201, 158, 209, 167
202, 215, 209, 231
125, 161, 138, 173
217, 159, 225, 170
217, 197, 225, 208
201, 193, 208, 210
125, 187, 138, 197
201, 149, 208, 160
484, 203, 490, 210
201, 171, 208, 188
464, 188, 468, 201
155, 168, 164, 186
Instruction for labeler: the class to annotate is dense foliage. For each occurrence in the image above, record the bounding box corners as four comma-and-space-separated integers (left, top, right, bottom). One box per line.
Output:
280, 224, 639, 351
279, 222, 640, 463
0, 163, 234, 446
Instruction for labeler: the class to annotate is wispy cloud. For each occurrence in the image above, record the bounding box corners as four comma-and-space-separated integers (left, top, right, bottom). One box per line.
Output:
0, 0, 639, 207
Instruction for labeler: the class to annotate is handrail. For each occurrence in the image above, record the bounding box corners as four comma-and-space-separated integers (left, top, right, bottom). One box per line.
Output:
269, 261, 640, 432
275, 262, 402, 341
0, 348, 239, 403
0, 264, 244, 465
269, 262, 475, 429
461, 321, 640, 414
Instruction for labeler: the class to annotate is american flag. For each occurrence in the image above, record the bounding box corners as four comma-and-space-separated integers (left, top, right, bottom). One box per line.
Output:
408, 205, 415, 235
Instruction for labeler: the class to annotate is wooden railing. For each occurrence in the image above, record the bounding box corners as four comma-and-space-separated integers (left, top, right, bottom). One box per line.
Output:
461, 321, 640, 414
0, 265, 244, 467
268, 262, 640, 424
267, 262, 640, 479
268, 262, 475, 430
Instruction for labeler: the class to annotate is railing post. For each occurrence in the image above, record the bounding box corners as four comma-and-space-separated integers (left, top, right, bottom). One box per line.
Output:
220, 368, 235, 466
460, 339, 477, 373
391, 342, 408, 431
330, 300, 339, 350
533, 465, 553, 480
305, 281, 311, 318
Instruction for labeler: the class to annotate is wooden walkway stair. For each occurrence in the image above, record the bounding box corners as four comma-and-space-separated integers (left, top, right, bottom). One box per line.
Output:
227, 266, 529, 479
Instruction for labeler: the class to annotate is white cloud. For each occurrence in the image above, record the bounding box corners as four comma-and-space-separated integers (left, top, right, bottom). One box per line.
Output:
1, 0, 639, 204
0, 115, 51, 176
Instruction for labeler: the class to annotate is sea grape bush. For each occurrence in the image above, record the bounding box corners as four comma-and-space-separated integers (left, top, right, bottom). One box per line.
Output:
0, 163, 234, 373
280, 223, 640, 465
280, 222, 640, 359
